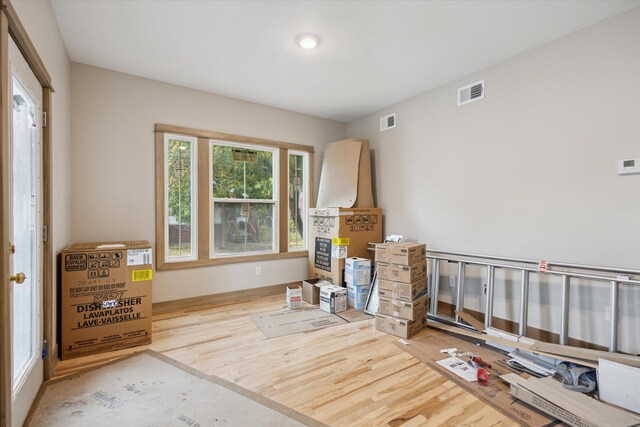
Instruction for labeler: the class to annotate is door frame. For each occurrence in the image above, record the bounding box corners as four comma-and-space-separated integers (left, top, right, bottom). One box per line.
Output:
0, 0, 53, 425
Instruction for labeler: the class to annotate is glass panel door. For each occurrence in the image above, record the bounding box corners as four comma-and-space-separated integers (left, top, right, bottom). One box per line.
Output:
9, 37, 43, 427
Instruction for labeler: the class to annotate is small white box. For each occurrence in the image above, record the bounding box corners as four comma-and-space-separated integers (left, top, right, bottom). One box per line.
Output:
286, 285, 303, 309
319, 285, 347, 314
344, 257, 371, 286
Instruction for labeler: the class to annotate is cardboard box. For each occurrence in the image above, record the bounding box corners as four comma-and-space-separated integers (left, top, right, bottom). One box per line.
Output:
378, 289, 429, 321
376, 242, 426, 265
344, 257, 371, 286
375, 312, 427, 339
286, 285, 303, 309
378, 277, 427, 302
319, 285, 347, 314
302, 278, 332, 305
308, 207, 382, 286
376, 259, 427, 283
61, 241, 153, 360
346, 282, 371, 310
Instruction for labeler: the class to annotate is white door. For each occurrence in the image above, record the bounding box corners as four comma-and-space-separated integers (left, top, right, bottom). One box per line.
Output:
8, 37, 44, 427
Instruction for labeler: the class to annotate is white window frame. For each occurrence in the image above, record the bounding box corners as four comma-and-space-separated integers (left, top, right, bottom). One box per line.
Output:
164, 133, 198, 262
209, 139, 279, 258
288, 150, 310, 251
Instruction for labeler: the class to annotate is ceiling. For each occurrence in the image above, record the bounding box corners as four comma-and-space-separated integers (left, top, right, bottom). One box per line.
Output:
51, 0, 639, 123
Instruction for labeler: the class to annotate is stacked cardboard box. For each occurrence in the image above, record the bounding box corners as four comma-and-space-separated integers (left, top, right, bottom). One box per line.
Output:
374, 242, 428, 339
344, 257, 371, 310
308, 207, 382, 287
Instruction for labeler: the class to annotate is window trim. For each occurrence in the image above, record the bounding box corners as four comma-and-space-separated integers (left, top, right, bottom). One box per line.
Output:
155, 123, 314, 271
163, 133, 198, 263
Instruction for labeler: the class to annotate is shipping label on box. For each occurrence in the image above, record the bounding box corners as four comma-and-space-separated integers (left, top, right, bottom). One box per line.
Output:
378, 277, 427, 302
375, 312, 427, 339
127, 248, 153, 266
376, 259, 426, 283
308, 208, 382, 286
378, 289, 429, 321
319, 285, 347, 314
331, 245, 348, 259
61, 241, 153, 360
344, 257, 371, 286
346, 282, 371, 310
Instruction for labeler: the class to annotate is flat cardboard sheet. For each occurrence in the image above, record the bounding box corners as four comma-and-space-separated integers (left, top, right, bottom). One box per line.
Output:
394, 329, 557, 427
317, 139, 361, 208
27, 351, 325, 427
353, 139, 375, 208
337, 307, 373, 323
316, 139, 374, 208
250, 308, 347, 339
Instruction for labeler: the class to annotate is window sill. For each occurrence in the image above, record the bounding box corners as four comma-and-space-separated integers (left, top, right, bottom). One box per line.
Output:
157, 250, 309, 271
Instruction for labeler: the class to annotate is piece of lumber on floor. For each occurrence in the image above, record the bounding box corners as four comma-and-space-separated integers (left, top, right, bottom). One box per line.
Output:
425, 322, 598, 368
531, 377, 640, 425
529, 342, 640, 368
501, 373, 640, 427
502, 374, 594, 427
455, 310, 486, 333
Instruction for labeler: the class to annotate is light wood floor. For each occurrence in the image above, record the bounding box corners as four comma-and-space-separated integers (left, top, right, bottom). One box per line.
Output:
54, 294, 517, 426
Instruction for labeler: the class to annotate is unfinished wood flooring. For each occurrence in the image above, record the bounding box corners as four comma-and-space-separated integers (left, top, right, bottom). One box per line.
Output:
54, 294, 517, 426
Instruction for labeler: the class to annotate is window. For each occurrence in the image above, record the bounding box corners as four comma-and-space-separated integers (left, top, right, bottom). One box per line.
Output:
164, 134, 197, 262
211, 142, 277, 257
155, 124, 313, 269
288, 152, 309, 250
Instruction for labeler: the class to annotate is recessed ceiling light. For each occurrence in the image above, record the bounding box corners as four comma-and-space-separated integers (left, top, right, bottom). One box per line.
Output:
298, 34, 319, 49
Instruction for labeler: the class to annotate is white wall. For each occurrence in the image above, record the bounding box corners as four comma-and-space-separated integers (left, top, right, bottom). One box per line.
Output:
13, 0, 72, 352
346, 8, 640, 352
70, 63, 345, 302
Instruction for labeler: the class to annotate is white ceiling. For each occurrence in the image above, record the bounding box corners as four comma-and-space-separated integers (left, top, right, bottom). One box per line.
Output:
51, 0, 640, 123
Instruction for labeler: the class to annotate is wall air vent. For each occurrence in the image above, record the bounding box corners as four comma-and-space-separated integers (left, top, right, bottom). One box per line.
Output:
457, 80, 485, 106
380, 113, 396, 132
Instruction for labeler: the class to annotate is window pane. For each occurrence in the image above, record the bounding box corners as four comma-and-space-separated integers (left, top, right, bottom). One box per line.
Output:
213, 202, 275, 255
212, 145, 273, 199
167, 138, 194, 258
288, 154, 306, 250
12, 77, 37, 383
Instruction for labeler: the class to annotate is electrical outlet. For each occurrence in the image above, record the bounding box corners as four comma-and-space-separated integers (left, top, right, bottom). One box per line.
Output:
449, 276, 456, 287
256, 266, 262, 276
483, 284, 487, 295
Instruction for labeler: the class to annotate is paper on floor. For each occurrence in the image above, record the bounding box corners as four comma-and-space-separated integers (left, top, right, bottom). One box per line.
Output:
436, 356, 477, 382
